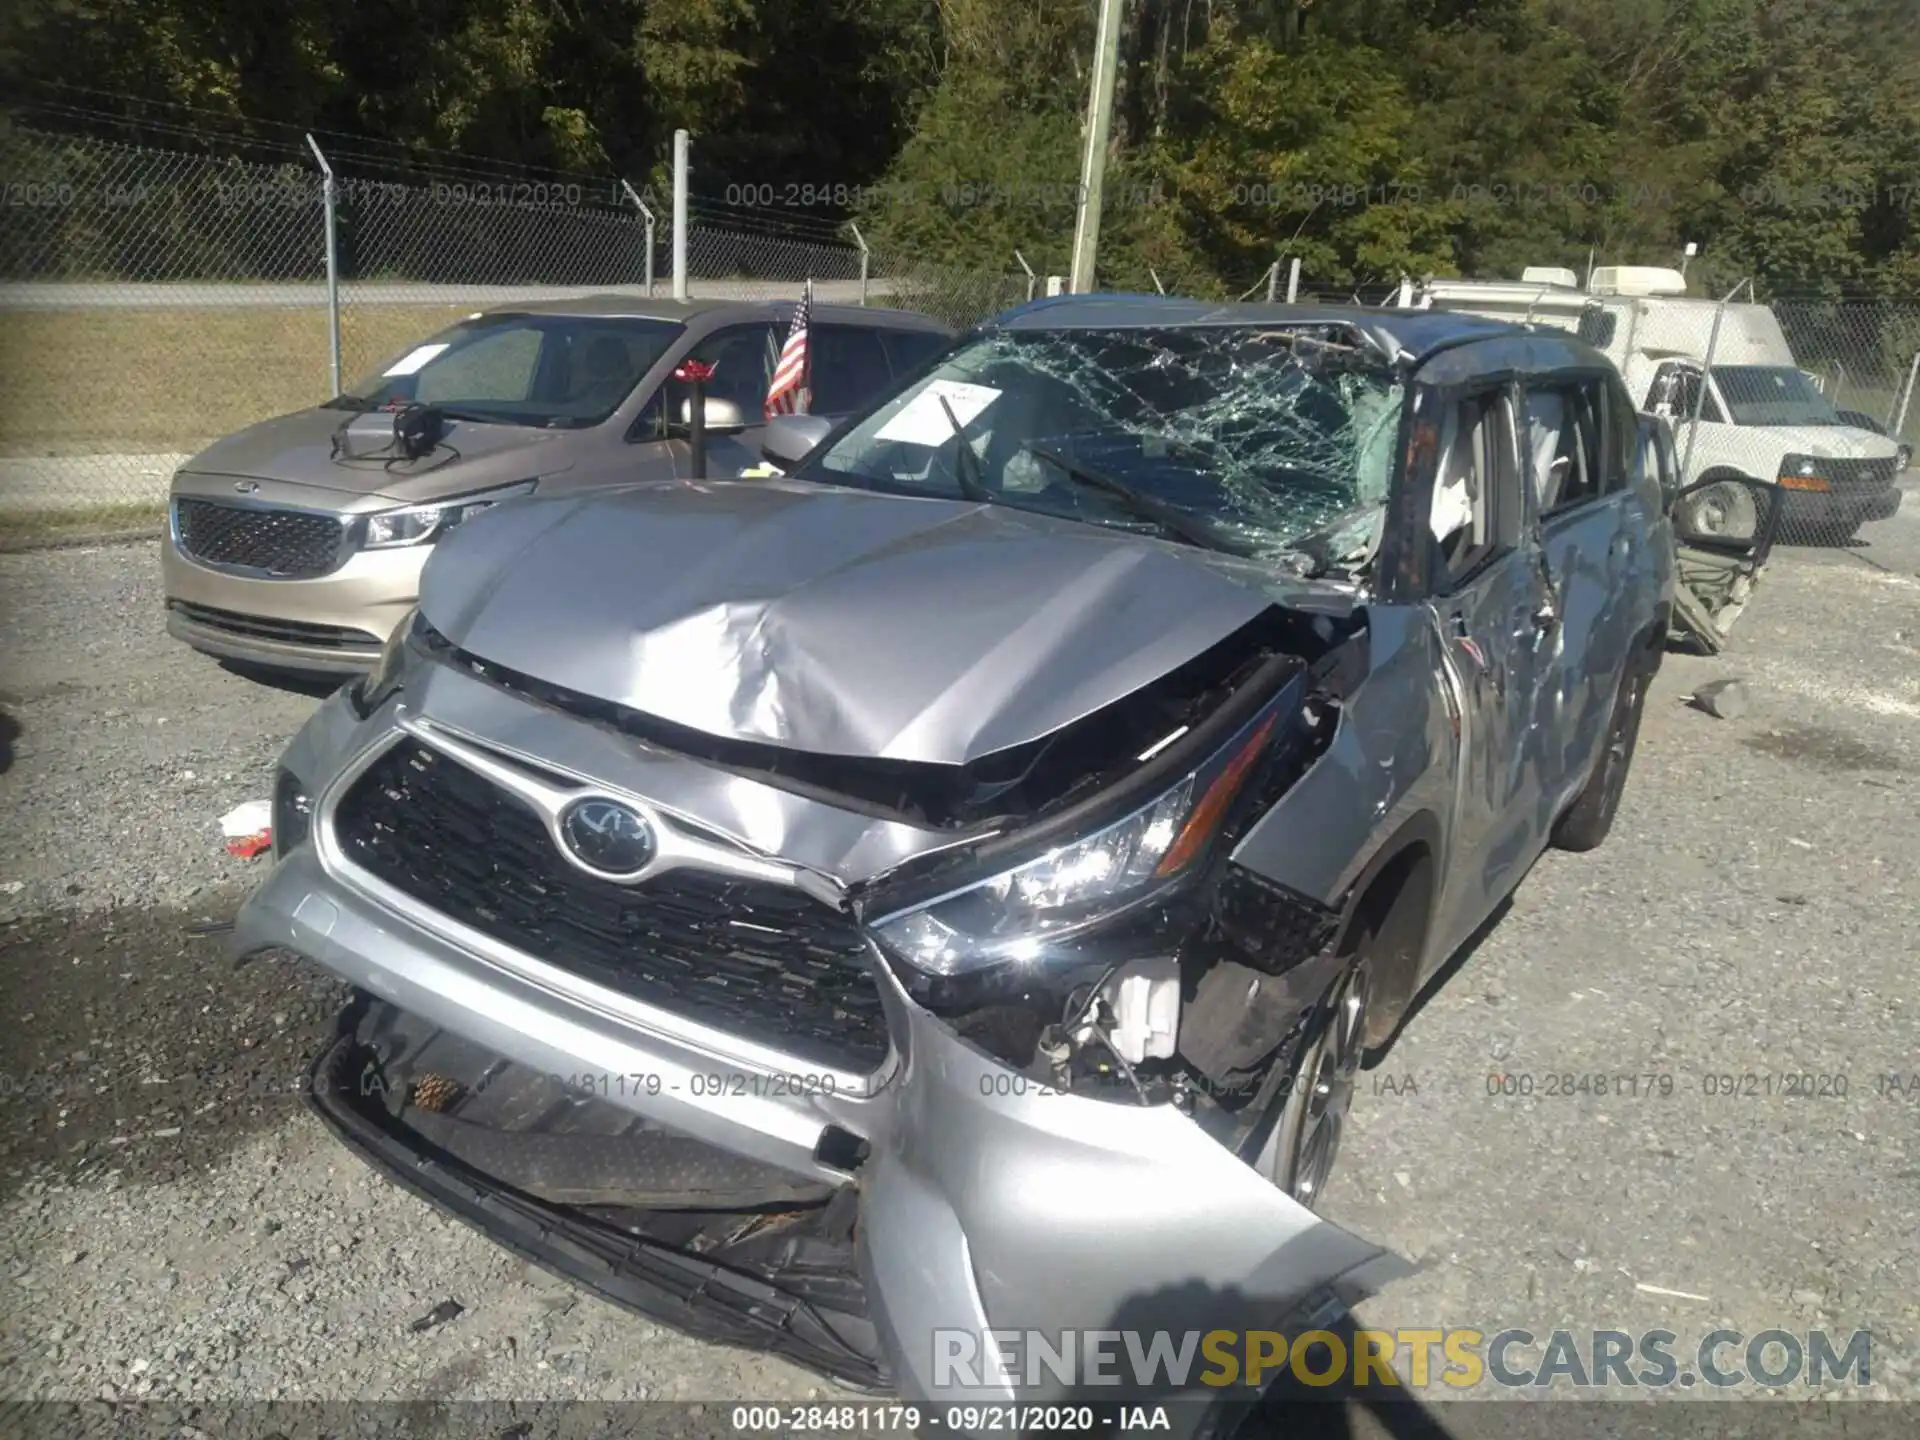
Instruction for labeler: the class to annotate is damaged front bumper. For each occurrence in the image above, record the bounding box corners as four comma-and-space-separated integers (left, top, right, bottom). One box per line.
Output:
240, 849, 1407, 1414
236, 677, 1410, 1430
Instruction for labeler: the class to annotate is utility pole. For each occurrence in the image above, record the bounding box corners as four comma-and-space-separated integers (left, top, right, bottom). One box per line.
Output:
672, 130, 690, 302
1067, 0, 1124, 294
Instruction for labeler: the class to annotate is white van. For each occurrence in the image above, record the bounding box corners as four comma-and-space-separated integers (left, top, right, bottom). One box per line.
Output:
1414, 267, 1903, 539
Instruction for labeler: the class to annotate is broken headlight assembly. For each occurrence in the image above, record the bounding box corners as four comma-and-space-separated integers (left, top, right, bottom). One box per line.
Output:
360, 480, 536, 549
871, 707, 1279, 979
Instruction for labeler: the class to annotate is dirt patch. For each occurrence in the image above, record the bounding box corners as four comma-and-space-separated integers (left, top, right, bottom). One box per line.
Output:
0, 886, 349, 1202
1740, 721, 1910, 774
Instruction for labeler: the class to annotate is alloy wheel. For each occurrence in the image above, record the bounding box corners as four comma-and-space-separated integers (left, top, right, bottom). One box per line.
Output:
1260, 958, 1371, 1208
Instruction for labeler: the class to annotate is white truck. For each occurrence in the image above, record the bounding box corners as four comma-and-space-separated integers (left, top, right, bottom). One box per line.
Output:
1412, 266, 1905, 540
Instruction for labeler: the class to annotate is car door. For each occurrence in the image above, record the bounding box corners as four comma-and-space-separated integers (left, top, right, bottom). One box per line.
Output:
1423, 384, 1557, 960
1520, 372, 1650, 824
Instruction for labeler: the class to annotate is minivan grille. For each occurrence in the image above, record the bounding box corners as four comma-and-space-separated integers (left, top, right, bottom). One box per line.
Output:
174, 498, 346, 578
332, 741, 891, 1072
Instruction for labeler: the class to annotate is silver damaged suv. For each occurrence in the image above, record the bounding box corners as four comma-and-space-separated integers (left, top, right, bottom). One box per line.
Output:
237, 297, 1674, 1426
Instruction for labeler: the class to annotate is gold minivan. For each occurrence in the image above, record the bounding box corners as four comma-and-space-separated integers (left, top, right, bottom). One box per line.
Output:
164, 295, 950, 674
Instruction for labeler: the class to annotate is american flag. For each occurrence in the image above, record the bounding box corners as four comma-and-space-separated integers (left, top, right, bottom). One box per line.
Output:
764, 280, 813, 418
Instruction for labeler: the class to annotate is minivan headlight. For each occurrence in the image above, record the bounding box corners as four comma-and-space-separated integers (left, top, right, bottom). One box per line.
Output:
362, 480, 535, 549
871, 711, 1278, 977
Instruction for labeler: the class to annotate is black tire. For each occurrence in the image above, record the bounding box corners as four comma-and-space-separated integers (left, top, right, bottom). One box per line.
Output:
1551, 649, 1651, 852
1673, 475, 1761, 542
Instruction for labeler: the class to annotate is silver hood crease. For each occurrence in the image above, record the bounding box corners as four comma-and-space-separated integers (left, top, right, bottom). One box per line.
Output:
419, 477, 1284, 766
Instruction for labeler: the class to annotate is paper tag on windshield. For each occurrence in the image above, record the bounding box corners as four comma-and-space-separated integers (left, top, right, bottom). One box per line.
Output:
873, 380, 1000, 447
382, 342, 450, 377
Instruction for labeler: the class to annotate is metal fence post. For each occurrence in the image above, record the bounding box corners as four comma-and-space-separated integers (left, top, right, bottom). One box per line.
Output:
305, 134, 341, 396
1014, 250, 1037, 302
620, 181, 655, 296
847, 223, 870, 305
1893, 349, 1920, 436
1267, 261, 1278, 302
1285, 257, 1301, 303
672, 130, 690, 302
1678, 297, 1728, 486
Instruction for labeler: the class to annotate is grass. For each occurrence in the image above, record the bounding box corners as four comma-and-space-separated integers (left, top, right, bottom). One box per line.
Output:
0, 500, 165, 550
0, 305, 479, 457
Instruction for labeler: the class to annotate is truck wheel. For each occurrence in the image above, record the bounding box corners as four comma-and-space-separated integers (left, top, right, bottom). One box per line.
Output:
1673, 477, 1760, 542
1551, 649, 1651, 852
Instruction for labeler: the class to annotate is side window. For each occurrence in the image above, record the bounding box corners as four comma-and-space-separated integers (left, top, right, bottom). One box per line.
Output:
414, 328, 543, 404
1649, 362, 1723, 425
882, 328, 951, 380
1429, 390, 1520, 587
810, 325, 893, 414
1522, 381, 1607, 514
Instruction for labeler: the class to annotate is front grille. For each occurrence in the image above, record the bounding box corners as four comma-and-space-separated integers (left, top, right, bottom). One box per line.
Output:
168, 601, 379, 650
174, 498, 347, 578
1791, 456, 1899, 495
332, 740, 891, 1072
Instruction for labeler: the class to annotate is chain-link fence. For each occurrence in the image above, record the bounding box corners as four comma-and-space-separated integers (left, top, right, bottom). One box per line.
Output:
0, 127, 334, 540
0, 125, 1031, 544
4, 121, 1916, 551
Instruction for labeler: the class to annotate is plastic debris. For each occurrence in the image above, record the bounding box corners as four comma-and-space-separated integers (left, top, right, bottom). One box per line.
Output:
1688, 678, 1749, 720
220, 799, 273, 858
409, 1299, 466, 1333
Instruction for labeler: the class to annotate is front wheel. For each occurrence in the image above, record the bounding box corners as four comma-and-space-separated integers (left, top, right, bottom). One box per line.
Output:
1256, 956, 1372, 1210
1551, 650, 1651, 852
1673, 477, 1760, 542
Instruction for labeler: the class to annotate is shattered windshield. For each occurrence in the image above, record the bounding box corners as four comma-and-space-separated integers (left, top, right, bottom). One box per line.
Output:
801, 325, 1405, 561
1711, 366, 1843, 427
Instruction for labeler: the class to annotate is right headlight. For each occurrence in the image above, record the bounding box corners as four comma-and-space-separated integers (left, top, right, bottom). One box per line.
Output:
870, 709, 1278, 978
361, 480, 536, 549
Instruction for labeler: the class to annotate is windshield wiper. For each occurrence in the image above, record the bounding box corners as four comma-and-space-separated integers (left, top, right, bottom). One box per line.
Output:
1023, 443, 1242, 555
938, 396, 995, 503
432, 407, 530, 427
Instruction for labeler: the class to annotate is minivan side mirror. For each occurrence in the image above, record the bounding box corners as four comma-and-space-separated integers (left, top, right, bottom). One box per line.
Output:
762, 413, 833, 469
673, 395, 750, 434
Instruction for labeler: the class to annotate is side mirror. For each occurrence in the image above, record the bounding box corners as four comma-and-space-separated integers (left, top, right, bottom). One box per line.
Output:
762, 413, 833, 469
674, 395, 750, 434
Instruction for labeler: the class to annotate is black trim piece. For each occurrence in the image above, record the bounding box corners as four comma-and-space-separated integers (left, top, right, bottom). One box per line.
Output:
304, 1010, 890, 1392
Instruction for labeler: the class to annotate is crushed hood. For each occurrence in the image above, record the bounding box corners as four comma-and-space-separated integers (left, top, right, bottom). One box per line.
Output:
418, 477, 1281, 767
179, 407, 578, 504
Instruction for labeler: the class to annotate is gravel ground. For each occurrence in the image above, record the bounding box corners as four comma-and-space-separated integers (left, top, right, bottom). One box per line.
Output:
1, 493, 1917, 1419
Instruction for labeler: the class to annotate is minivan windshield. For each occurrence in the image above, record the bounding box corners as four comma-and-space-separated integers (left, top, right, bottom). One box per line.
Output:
1710, 365, 1843, 427
800, 325, 1405, 558
329, 314, 684, 428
